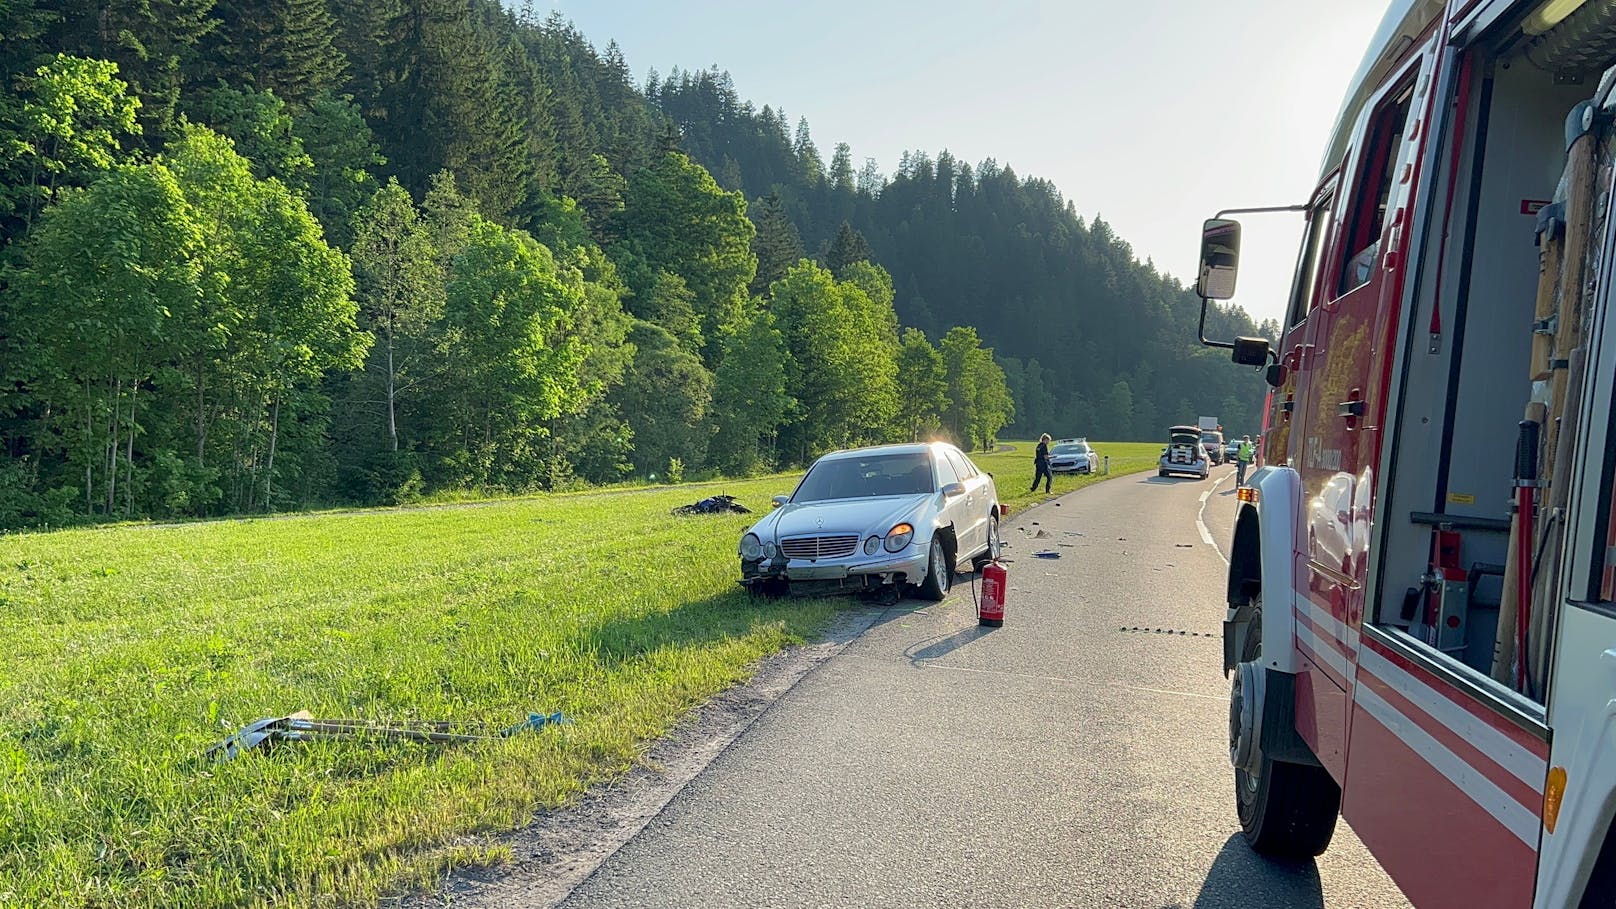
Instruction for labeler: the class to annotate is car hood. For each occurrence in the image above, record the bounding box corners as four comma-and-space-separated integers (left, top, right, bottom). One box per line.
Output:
755, 494, 933, 541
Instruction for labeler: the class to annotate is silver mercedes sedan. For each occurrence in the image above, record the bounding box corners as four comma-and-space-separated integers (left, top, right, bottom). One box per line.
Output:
738, 442, 1001, 599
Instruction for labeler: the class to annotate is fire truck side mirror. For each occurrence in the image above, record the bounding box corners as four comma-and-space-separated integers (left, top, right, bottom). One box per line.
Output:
1265, 362, 1288, 388
1196, 218, 1242, 300
1231, 336, 1270, 366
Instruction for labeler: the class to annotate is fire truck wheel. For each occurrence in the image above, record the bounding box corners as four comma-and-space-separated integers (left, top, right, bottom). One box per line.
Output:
917, 537, 951, 601
1234, 605, 1341, 858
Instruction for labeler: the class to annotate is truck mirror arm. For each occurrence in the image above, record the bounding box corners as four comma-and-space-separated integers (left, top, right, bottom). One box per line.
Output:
1196, 203, 1308, 363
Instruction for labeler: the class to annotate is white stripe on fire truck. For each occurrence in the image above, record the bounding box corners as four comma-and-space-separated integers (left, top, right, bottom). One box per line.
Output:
1291, 591, 1544, 800
1354, 683, 1540, 848
1357, 646, 1544, 794
1295, 620, 1350, 679
1295, 592, 1356, 652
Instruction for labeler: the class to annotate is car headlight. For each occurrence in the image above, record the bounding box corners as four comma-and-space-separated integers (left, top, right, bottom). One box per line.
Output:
883, 523, 914, 552
763, 540, 778, 559
740, 533, 763, 560
863, 536, 881, 555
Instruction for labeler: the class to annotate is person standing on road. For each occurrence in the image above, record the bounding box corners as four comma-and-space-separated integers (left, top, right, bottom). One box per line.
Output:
1236, 435, 1255, 486
1031, 433, 1053, 494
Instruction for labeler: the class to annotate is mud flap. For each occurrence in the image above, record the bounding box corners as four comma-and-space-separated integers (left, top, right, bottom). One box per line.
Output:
1259, 668, 1322, 767
1223, 600, 1256, 675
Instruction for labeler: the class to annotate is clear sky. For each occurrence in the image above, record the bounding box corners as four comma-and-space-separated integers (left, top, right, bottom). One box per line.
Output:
542, 0, 1390, 327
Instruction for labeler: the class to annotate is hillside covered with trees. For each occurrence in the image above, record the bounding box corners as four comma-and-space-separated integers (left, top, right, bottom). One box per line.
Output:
0, 0, 1269, 528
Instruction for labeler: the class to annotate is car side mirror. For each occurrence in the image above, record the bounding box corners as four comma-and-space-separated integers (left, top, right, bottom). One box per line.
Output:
942, 482, 966, 498
1232, 336, 1270, 366
1196, 218, 1241, 300
1265, 362, 1288, 388
771, 495, 789, 508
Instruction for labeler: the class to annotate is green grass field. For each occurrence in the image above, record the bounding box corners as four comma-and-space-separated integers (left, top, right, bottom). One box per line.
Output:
972, 440, 1163, 512
0, 442, 1159, 908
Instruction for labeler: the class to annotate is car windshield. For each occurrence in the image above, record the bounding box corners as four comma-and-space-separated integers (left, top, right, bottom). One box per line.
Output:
1052, 444, 1083, 455
792, 452, 934, 503
1201, 433, 1221, 444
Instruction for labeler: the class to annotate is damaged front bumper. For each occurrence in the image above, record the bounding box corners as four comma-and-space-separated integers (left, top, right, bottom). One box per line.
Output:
739, 549, 929, 595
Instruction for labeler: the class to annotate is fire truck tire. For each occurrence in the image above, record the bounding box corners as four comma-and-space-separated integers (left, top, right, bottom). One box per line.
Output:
1235, 605, 1341, 858
917, 537, 952, 601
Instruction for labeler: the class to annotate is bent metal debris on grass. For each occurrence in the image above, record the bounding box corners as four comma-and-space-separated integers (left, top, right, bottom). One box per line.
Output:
205, 710, 569, 762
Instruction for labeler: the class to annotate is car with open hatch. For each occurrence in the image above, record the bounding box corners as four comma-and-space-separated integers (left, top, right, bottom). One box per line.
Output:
1047, 438, 1095, 474
1158, 425, 1210, 479
738, 442, 1001, 600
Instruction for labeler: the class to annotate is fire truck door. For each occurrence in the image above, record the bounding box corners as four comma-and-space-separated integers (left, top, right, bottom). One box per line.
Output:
1298, 49, 1433, 780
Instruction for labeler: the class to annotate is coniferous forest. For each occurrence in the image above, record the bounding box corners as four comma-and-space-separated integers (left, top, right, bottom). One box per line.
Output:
0, 0, 1273, 529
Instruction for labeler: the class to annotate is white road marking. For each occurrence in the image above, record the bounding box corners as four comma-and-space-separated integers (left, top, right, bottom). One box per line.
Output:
1197, 471, 1232, 565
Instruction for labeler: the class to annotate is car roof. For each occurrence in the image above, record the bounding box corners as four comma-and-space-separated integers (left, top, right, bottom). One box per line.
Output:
817, 442, 947, 461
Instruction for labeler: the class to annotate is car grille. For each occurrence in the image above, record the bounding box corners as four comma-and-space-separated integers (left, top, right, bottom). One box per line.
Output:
780, 534, 860, 560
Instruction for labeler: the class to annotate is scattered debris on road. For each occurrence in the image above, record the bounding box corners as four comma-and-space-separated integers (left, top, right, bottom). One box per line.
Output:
1118, 626, 1216, 638
672, 495, 750, 516
206, 710, 569, 763
1033, 551, 1061, 559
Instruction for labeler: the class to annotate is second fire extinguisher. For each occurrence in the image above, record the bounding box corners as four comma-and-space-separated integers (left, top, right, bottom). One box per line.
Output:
979, 560, 1007, 627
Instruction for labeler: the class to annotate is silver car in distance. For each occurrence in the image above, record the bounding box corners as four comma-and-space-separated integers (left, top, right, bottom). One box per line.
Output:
739, 442, 1002, 600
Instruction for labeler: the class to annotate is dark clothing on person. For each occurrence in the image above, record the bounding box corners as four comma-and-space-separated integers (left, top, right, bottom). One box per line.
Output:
1031, 440, 1052, 493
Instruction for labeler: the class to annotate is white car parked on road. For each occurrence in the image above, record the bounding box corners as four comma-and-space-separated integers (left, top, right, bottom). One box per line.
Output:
1158, 425, 1210, 479
739, 443, 1001, 600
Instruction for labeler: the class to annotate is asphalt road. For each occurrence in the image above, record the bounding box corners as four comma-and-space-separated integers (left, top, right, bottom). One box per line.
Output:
547, 466, 1411, 908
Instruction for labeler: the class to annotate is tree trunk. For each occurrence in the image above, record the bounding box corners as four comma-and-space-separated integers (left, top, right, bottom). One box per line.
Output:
84, 394, 93, 513
126, 378, 137, 516
387, 328, 398, 452
195, 362, 207, 466
106, 377, 119, 514
263, 397, 280, 512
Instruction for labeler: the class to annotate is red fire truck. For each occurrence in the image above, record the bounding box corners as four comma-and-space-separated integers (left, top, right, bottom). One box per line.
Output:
1195, 1, 1616, 906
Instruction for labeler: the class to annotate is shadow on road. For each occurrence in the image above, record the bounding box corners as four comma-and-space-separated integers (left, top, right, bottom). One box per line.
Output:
1162, 833, 1324, 909
1145, 476, 1208, 485
903, 623, 994, 664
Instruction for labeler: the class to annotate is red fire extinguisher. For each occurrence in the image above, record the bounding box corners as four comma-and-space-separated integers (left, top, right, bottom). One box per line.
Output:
978, 560, 1007, 627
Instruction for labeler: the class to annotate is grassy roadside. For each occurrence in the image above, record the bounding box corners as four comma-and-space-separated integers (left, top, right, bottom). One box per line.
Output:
0, 442, 1155, 907
972, 441, 1164, 512
0, 479, 837, 908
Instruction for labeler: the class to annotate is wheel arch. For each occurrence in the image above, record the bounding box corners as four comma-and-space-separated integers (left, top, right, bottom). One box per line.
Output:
933, 522, 958, 567
1224, 503, 1263, 674
1576, 810, 1616, 907
1223, 466, 1300, 676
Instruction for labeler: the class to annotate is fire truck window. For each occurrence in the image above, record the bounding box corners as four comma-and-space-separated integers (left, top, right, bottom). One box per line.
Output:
1337, 84, 1415, 296
1285, 195, 1333, 327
